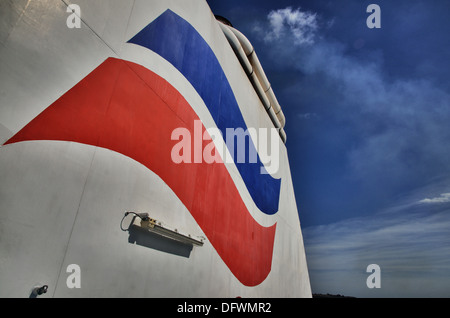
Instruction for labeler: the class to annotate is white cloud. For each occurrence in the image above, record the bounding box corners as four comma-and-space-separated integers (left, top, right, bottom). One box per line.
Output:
264, 7, 318, 45
286, 32, 450, 189
297, 112, 318, 120
418, 193, 450, 204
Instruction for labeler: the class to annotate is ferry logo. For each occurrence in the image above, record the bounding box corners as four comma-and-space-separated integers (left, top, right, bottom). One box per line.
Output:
3, 58, 276, 287
129, 10, 281, 215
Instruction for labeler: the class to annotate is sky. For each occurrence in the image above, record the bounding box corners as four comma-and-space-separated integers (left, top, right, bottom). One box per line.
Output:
207, 0, 450, 297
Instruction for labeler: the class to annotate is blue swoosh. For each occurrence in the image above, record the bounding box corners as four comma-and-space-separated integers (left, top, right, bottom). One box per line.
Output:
128, 9, 280, 215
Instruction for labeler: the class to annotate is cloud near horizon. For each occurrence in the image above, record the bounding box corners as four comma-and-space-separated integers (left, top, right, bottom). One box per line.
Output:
303, 197, 450, 297
418, 193, 450, 204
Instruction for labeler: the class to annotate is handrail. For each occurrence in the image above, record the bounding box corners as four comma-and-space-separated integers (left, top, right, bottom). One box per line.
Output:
218, 21, 287, 143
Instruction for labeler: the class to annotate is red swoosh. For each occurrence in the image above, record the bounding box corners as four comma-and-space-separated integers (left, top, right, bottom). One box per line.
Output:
4, 57, 276, 286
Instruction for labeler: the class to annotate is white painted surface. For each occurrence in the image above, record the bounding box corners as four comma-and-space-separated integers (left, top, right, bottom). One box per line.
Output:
0, 0, 311, 297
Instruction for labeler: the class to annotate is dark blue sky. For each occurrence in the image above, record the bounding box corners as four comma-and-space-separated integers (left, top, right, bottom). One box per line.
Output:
208, 0, 450, 297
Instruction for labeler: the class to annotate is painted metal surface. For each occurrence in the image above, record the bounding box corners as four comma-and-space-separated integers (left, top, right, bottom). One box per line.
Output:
128, 9, 281, 215
5, 57, 276, 286
0, 0, 311, 297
